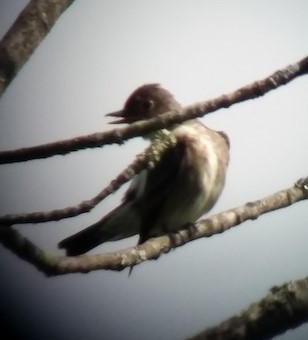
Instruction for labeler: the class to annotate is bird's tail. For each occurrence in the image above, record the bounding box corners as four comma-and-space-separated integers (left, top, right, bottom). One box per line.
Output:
58, 202, 140, 256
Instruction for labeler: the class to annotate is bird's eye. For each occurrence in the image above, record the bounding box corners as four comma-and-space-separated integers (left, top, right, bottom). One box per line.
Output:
142, 99, 154, 111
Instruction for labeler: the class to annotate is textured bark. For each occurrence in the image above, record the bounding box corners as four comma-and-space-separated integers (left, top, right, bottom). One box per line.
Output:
0, 149, 146, 224
0, 55, 307, 164
0, 177, 307, 275
0, 0, 74, 96
0, 130, 175, 225
188, 278, 308, 340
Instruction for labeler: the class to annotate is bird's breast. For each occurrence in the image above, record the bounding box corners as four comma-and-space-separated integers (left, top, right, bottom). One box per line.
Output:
158, 121, 229, 232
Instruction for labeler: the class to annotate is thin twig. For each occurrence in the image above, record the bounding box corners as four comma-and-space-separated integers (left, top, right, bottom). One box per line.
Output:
0, 129, 176, 224
0, 177, 307, 276
0, 56, 307, 164
0, 149, 147, 224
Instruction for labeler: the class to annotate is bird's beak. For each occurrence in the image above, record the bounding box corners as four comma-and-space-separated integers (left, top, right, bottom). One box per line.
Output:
105, 110, 127, 124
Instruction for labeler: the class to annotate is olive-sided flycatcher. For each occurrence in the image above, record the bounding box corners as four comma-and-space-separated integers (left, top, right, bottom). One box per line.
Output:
58, 84, 230, 255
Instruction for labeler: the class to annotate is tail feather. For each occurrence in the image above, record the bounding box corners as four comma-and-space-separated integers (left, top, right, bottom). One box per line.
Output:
58, 202, 140, 256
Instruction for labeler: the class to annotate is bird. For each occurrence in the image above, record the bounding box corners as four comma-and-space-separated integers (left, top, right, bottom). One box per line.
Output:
58, 84, 230, 256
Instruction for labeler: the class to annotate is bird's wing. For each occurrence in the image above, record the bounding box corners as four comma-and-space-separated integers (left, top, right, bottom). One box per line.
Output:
57, 200, 140, 256
57, 144, 185, 256
135, 140, 186, 243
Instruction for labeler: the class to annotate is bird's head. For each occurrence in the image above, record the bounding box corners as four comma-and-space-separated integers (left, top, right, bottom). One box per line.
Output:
106, 84, 181, 124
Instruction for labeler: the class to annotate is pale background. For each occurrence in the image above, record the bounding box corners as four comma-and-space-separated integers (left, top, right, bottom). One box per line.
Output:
0, 1, 308, 339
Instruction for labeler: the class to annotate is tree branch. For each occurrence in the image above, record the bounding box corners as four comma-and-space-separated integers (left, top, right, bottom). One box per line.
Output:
0, 56, 307, 164
0, 129, 176, 224
1, 5, 307, 339
0, 0, 75, 97
0, 177, 307, 276
1, 178, 306, 340
0, 148, 146, 224
188, 277, 308, 340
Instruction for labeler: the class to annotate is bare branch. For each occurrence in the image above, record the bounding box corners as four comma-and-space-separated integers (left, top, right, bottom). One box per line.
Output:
0, 0, 75, 97
0, 56, 307, 164
0, 129, 176, 224
0, 177, 307, 276
188, 277, 308, 340
0, 148, 146, 224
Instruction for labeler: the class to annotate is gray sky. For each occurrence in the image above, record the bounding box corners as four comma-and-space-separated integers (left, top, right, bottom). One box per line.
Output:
0, 1, 308, 339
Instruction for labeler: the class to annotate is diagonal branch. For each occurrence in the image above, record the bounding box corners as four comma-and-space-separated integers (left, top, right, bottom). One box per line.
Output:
0, 177, 307, 276
0, 129, 175, 224
0, 148, 147, 225
0, 56, 307, 164
0, 0, 75, 97
188, 276, 308, 340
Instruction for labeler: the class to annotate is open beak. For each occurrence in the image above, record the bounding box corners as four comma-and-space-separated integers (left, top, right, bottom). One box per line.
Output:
105, 110, 127, 124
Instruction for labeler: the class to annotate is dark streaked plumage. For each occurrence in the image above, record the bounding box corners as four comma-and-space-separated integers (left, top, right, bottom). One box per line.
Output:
58, 84, 230, 256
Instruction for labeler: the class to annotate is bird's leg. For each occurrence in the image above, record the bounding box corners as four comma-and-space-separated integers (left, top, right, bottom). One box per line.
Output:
185, 222, 198, 239
169, 223, 197, 247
